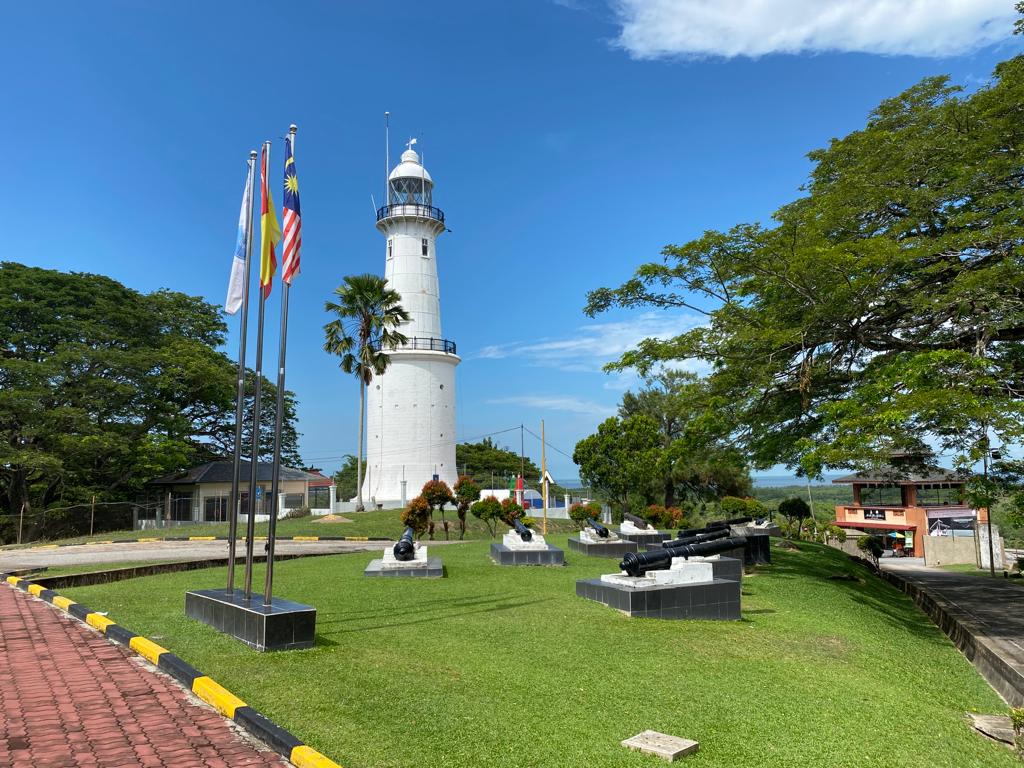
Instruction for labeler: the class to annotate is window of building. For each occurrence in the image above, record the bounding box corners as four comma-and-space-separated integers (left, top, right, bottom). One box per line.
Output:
859, 484, 903, 506
169, 492, 194, 521
387, 238, 393, 259
204, 495, 230, 522
309, 486, 330, 509
915, 484, 962, 507
421, 238, 429, 257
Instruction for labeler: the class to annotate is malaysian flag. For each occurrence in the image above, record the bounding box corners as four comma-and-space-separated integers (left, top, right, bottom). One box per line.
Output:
281, 130, 301, 284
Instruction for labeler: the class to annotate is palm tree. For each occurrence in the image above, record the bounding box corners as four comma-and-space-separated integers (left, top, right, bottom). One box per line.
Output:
323, 274, 409, 512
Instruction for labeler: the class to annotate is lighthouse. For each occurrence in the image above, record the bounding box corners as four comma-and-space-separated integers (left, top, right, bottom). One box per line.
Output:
361, 143, 460, 506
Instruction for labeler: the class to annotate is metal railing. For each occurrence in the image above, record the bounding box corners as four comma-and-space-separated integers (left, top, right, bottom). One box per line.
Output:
373, 336, 457, 354
376, 203, 445, 224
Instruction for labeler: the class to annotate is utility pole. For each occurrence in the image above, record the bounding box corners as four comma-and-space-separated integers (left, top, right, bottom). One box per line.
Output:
17, 502, 25, 545
90, 495, 96, 536
541, 419, 548, 536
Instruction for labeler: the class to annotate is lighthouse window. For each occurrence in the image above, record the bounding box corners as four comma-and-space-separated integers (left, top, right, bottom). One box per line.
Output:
387, 239, 393, 259
421, 238, 429, 257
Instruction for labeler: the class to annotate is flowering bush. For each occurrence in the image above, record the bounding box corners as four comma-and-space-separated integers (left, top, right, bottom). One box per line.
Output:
400, 495, 431, 535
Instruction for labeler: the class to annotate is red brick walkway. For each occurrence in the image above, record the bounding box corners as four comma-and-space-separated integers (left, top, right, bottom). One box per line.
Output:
0, 586, 289, 767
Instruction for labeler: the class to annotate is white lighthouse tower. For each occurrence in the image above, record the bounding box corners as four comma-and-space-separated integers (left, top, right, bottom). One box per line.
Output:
361, 142, 460, 506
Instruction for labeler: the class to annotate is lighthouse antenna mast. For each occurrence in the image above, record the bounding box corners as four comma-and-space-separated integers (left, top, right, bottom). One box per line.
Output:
384, 111, 390, 208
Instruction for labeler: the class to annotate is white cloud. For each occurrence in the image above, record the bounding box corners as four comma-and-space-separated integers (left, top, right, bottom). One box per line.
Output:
612, 0, 1015, 59
473, 312, 703, 373
487, 395, 618, 417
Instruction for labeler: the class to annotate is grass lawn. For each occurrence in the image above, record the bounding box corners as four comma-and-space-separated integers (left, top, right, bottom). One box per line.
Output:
26, 559, 187, 578
5, 508, 579, 548
60, 538, 1015, 768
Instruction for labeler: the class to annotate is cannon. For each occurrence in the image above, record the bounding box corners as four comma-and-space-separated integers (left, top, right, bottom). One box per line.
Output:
586, 517, 610, 538
619, 536, 747, 578
393, 526, 417, 561
622, 512, 653, 530
510, 517, 533, 542
659, 527, 731, 550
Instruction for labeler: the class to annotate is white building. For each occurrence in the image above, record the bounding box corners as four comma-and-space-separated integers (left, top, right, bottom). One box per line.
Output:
360, 144, 460, 507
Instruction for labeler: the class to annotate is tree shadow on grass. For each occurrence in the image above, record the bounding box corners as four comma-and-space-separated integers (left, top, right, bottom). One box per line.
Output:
768, 544, 952, 645
323, 593, 527, 622
327, 596, 554, 634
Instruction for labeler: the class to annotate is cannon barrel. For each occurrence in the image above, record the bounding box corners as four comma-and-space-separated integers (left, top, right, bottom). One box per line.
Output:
723, 516, 752, 526
619, 536, 747, 578
586, 517, 610, 538
393, 526, 417, 561
659, 527, 731, 550
511, 517, 533, 542
622, 512, 652, 530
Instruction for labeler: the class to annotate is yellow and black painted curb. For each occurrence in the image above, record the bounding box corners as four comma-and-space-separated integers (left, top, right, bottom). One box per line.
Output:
2, 573, 342, 768
19, 535, 386, 550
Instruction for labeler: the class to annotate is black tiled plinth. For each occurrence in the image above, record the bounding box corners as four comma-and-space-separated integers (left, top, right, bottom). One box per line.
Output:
363, 557, 444, 578
619, 530, 671, 544
575, 577, 741, 620
185, 589, 316, 652
567, 537, 638, 558
743, 534, 772, 565
490, 543, 565, 566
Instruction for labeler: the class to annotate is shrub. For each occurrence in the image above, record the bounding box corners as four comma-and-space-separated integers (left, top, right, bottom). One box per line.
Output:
420, 480, 455, 540
500, 497, 524, 524
1011, 707, 1024, 756
521, 515, 536, 528
857, 534, 884, 568
569, 501, 602, 529
401, 495, 431, 536
286, 505, 312, 519
719, 496, 750, 518
470, 495, 503, 538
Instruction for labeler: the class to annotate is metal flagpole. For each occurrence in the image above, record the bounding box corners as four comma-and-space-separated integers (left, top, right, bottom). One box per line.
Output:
264, 125, 297, 606
244, 140, 272, 601
541, 419, 548, 536
227, 151, 257, 595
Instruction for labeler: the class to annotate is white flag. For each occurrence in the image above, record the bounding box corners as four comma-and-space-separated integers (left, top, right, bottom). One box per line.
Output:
225, 163, 254, 314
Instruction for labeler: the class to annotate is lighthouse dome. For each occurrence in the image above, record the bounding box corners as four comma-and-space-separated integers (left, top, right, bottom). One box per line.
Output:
389, 148, 433, 184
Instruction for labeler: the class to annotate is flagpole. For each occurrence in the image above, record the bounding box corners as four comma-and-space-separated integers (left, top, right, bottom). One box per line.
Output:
244, 140, 272, 601
264, 124, 297, 606
226, 151, 257, 596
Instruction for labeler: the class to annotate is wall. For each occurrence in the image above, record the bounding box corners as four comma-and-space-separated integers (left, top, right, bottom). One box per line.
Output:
923, 534, 979, 567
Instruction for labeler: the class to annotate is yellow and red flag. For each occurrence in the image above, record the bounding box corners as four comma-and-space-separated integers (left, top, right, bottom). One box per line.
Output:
259, 143, 281, 297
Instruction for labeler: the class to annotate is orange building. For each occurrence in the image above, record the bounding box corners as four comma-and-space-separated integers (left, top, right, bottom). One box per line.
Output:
832, 462, 986, 558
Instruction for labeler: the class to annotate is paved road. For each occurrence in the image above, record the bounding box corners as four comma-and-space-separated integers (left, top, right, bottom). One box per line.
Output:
0, 585, 287, 767
882, 559, 1024, 702
0, 539, 387, 572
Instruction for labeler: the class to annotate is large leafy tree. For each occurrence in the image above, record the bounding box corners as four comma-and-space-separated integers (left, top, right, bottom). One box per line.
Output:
572, 415, 662, 516
455, 438, 540, 487
587, 57, 1024, 477
619, 371, 750, 505
323, 274, 409, 511
0, 262, 300, 519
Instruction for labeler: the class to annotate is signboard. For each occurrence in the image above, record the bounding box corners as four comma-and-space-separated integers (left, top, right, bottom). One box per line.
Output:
255, 487, 264, 500
864, 509, 886, 521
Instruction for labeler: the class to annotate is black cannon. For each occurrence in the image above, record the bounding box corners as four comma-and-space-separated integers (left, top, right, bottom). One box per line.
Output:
619, 536, 747, 578
586, 517, 610, 538
659, 527, 731, 550
393, 526, 417, 561
510, 517, 533, 542
622, 512, 653, 530
723, 516, 753, 526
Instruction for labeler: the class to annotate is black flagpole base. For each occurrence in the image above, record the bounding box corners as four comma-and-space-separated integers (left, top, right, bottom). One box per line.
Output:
185, 588, 315, 652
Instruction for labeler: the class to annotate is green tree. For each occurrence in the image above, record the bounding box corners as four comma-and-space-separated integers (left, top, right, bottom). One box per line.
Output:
332, 455, 358, 501
0, 262, 301, 528
778, 497, 811, 537
453, 475, 481, 540
323, 274, 409, 512
456, 438, 538, 486
421, 479, 454, 540
470, 495, 503, 538
586, 58, 1024, 480
572, 415, 662, 517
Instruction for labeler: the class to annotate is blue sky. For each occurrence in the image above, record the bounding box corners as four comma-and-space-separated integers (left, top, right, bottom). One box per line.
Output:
3, 1, 1021, 481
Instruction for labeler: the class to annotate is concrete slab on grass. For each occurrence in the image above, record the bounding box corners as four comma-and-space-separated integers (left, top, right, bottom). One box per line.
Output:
621, 730, 698, 762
